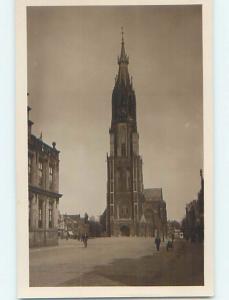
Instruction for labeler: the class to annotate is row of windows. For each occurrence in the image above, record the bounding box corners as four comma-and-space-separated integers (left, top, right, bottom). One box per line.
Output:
110, 163, 140, 192
110, 179, 133, 192
110, 205, 130, 218
39, 200, 54, 228
110, 179, 137, 191
121, 206, 129, 217
28, 156, 54, 188
29, 199, 54, 229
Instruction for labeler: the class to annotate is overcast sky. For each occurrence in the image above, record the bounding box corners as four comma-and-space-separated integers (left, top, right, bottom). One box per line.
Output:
27, 5, 203, 221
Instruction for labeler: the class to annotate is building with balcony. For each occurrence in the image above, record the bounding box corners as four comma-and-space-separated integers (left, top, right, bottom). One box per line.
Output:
28, 107, 62, 247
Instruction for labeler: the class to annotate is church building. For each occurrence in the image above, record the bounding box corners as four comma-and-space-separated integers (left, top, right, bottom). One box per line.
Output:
106, 30, 167, 237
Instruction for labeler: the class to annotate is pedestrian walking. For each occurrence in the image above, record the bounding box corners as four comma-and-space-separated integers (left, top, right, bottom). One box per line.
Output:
166, 239, 173, 251
155, 236, 161, 251
83, 233, 88, 248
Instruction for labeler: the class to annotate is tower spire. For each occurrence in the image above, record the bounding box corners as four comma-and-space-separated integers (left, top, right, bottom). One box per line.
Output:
118, 26, 129, 65
112, 29, 136, 126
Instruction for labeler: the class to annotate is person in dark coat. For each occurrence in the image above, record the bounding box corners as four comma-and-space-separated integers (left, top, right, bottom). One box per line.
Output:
83, 233, 88, 248
155, 236, 161, 251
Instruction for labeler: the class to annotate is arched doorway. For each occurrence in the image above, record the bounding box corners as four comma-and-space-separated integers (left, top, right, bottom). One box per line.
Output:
120, 225, 130, 236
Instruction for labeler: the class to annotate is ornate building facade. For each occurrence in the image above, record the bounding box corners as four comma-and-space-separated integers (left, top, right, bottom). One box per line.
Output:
28, 107, 62, 247
106, 32, 167, 237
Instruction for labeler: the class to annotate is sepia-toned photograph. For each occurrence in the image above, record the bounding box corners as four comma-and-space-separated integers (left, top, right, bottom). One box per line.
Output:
16, 0, 213, 298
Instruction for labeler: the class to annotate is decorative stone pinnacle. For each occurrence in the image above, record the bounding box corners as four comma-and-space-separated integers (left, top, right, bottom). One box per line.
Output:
121, 26, 124, 43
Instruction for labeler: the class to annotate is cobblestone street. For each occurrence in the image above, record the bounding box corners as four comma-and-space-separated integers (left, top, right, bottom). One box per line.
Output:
29, 237, 203, 287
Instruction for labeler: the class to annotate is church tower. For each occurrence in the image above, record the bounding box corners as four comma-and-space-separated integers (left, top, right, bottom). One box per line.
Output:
106, 29, 144, 236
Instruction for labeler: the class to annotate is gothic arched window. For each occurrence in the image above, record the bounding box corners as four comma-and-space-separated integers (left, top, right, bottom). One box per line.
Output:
126, 169, 131, 190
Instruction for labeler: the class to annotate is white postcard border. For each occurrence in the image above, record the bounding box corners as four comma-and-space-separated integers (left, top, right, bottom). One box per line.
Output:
16, 0, 213, 298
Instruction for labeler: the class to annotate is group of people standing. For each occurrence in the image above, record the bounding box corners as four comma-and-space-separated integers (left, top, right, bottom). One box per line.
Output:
65, 232, 89, 248
154, 233, 174, 252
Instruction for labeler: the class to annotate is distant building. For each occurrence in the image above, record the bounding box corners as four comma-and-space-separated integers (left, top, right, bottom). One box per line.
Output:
106, 30, 167, 237
63, 214, 89, 238
28, 107, 62, 247
140, 189, 167, 238
58, 213, 67, 238
167, 220, 182, 239
182, 169, 204, 242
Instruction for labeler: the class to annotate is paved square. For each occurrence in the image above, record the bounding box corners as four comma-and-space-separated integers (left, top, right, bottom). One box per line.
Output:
29, 237, 203, 286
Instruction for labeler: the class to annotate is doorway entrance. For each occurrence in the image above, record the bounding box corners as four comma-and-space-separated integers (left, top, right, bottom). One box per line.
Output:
120, 225, 130, 236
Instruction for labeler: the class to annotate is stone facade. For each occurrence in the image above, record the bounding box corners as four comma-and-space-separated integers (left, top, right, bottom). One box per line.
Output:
28, 107, 62, 247
106, 31, 167, 237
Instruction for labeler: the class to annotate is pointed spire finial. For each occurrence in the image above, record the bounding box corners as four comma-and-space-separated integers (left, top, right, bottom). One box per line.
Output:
121, 26, 124, 43
118, 27, 129, 65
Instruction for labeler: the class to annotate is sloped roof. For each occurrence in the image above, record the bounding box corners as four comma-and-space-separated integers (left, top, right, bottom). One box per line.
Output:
144, 188, 163, 202
64, 214, 81, 221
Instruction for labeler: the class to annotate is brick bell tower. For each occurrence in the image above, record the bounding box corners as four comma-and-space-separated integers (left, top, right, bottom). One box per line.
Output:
106, 29, 144, 236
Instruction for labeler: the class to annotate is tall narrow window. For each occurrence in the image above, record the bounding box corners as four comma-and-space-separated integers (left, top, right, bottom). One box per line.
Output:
121, 206, 129, 218
127, 170, 131, 190
38, 161, 43, 186
134, 205, 137, 218
121, 143, 126, 157
49, 165, 53, 189
38, 199, 43, 228
49, 201, 53, 228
